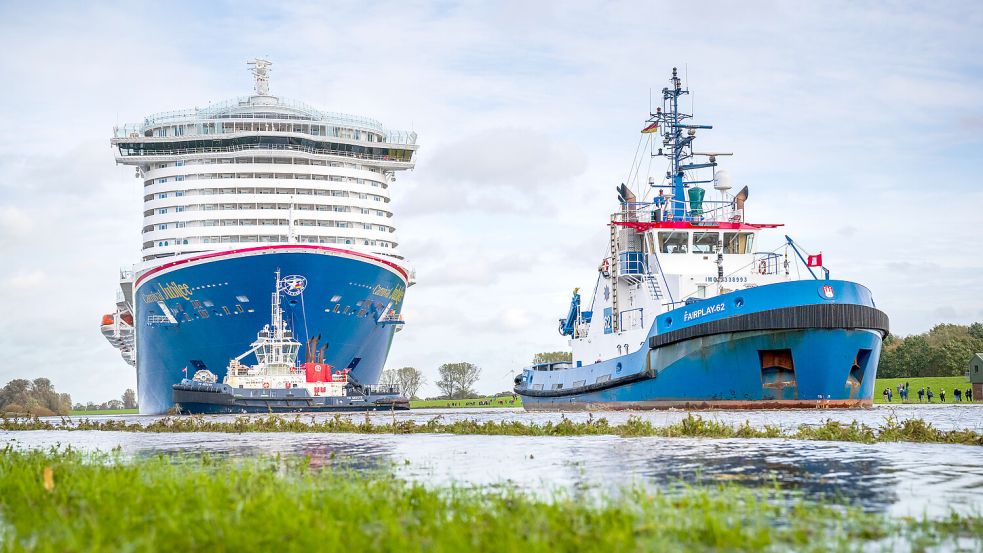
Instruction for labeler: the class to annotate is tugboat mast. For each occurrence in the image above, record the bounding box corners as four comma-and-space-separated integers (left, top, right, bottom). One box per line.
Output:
647, 67, 717, 221
270, 269, 288, 365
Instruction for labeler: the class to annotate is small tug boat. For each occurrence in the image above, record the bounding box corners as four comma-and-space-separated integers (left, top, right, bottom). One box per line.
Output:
514, 68, 889, 410
173, 270, 409, 414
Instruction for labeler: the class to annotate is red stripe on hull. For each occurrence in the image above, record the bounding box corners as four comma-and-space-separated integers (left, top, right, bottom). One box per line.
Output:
522, 399, 873, 411
135, 244, 407, 288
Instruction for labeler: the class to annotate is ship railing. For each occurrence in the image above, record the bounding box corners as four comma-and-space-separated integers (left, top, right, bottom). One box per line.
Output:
115, 96, 418, 144
362, 384, 401, 395
751, 252, 783, 275
611, 200, 741, 226
116, 142, 413, 163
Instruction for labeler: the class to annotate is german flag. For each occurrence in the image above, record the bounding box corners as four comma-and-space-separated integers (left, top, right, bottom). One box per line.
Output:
641, 122, 659, 133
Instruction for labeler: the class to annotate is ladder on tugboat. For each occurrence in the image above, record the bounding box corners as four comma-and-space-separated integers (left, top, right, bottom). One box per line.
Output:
643, 274, 664, 301
608, 221, 619, 332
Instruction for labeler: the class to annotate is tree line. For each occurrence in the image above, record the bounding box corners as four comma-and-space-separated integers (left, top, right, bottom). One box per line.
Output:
0, 378, 72, 416
73, 389, 138, 412
878, 322, 983, 378
0, 379, 138, 416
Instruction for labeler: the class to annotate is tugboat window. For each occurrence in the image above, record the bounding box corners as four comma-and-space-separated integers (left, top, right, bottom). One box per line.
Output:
693, 232, 719, 254
723, 232, 754, 254
658, 232, 688, 254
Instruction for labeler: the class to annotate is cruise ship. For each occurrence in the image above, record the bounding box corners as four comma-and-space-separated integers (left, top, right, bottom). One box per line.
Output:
514, 68, 888, 409
101, 60, 418, 414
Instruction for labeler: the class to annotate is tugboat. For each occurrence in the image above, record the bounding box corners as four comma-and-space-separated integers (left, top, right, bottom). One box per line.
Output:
172, 270, 409, 414
514, 68, 889, 410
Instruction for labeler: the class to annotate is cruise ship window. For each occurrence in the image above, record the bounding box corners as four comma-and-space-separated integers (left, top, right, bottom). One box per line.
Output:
658, 232, 688, 254
693, 232, 719, 254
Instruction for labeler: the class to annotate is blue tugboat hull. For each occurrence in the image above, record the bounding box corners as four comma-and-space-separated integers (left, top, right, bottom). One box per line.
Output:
517, 280, 888, 410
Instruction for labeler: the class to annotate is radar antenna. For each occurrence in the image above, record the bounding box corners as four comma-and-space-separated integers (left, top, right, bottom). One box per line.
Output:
248, 58, 273, 96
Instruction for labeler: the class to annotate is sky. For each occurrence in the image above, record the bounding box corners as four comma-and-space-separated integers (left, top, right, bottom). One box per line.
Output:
0, 1, 982, 403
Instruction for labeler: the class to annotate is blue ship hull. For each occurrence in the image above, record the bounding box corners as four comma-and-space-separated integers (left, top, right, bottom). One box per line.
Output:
134, 246, 408, 414
517, 280, 888, 410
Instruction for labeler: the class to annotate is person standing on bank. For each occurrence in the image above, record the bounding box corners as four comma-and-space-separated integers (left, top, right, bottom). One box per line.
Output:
940, 388, 946, 403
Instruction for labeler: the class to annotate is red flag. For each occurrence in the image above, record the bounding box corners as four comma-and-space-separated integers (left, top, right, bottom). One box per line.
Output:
807, 253, 823, 267
182, 367, 188, 375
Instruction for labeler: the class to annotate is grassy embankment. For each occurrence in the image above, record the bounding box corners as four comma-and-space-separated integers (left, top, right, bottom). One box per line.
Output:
0, 448, 980, 552
874, 376, 974, 404
56, 378, 977, 413
68, 409, 139, 416
410, 396, 521, 409
3, 413, 983, 445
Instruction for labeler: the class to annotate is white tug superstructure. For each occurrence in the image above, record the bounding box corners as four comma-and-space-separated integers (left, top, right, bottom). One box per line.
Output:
204, 270, 347, 396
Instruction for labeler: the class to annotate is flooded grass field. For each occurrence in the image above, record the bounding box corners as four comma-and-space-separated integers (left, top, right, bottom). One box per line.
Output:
4, 404, 983, 524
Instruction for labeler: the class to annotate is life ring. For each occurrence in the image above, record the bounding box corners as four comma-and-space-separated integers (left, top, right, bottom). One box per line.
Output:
600, 258, 610, 274
757, 260, 767, 274
262, 382, 270, 389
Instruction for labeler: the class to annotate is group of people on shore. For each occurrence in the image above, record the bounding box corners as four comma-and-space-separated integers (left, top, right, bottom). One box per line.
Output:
882, 382, 974, 403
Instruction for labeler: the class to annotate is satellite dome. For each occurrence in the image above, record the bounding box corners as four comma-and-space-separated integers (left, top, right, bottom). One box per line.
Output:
713, 170, 733, 191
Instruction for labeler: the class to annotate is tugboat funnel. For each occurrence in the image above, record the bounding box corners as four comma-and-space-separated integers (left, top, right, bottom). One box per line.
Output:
687, 186, 705, 218
735, 185, 749, 208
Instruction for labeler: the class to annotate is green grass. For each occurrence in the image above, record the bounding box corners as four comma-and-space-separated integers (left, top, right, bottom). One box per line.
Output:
410, 396, 521, 409
0, 448, 980, 552
3, 413, 982, 445
68, 409, 139, 416
874, 376, 974, 404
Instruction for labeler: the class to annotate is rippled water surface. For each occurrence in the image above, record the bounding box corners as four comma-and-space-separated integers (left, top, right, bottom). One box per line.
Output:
7, 404, 983, 520
49, 402, 983, 431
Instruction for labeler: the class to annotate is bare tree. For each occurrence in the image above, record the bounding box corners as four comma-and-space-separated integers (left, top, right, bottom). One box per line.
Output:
379, 369, 399, 389
436, 366, 456, 398
122, 389, 137, 410
394, 367, 424, 399
437, 362, 481, 399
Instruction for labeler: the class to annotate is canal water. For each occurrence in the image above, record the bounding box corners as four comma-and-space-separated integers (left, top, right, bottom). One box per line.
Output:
5, 404, 983, 519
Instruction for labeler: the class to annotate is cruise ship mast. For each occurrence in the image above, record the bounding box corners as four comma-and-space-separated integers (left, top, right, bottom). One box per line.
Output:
248, 58, 273, 96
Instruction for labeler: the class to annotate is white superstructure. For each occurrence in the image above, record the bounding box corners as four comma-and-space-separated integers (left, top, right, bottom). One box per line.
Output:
111, 59, 418, 267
